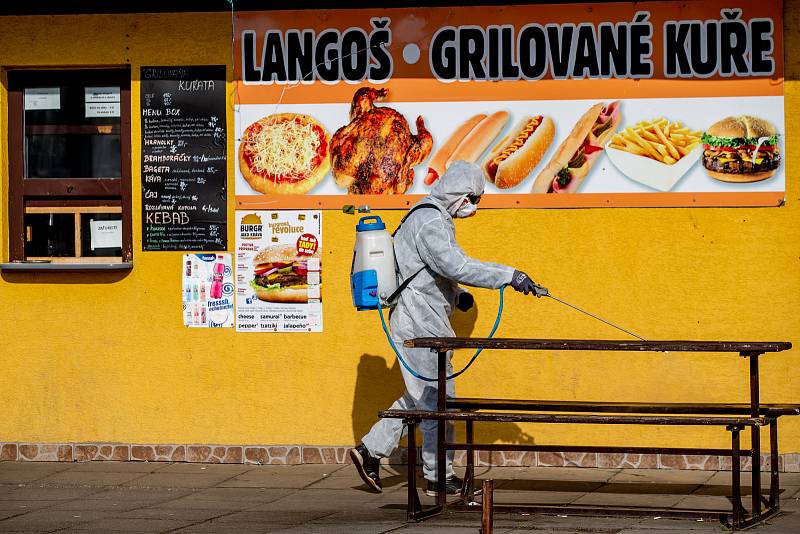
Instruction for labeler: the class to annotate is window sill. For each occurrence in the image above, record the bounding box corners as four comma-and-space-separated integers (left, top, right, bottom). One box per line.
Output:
0, 261, 133, 272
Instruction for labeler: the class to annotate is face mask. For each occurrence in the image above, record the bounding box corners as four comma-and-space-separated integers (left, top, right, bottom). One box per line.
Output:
455, 199, 478, 218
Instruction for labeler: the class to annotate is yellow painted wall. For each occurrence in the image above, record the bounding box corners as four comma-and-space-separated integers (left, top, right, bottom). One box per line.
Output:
0, 6, 798, 452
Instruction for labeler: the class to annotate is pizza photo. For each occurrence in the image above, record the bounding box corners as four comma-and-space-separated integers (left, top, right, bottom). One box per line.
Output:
238, 113, 330, 195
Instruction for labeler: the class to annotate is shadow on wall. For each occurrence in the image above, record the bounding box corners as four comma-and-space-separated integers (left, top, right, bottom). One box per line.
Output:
351, 302, 534, 447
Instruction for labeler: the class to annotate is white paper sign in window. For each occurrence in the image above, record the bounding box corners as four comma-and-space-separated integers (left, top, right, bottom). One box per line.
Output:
24, 88, 60, 110
85, 87, 120, 102
86, 102, 121, 118
90, 219, 122, 250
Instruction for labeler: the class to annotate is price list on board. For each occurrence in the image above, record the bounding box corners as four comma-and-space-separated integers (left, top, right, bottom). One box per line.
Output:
140, 65, 227, 251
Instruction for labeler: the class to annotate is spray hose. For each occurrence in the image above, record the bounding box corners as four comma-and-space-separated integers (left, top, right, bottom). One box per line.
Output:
376, 285, 506, 382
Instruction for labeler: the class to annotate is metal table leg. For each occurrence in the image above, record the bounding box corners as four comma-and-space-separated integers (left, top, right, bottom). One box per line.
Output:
464, 418, 475, 502
747, 352, 762, 519
406, 418, 421, 521
437, 349, 447, 509
729, 425, 744, 528
769, 417, 779, 510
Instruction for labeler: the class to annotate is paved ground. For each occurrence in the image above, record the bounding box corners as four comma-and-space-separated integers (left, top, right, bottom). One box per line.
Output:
0, 461, 798, 533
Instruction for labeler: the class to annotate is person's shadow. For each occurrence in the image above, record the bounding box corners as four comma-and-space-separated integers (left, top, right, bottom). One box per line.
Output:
351, 294, 534, 490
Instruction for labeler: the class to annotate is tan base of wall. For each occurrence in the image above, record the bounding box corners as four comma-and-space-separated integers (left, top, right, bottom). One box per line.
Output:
2, 442, 799, 472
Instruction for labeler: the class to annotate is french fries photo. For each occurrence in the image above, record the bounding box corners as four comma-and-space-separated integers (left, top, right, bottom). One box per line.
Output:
609, 118, 701, 165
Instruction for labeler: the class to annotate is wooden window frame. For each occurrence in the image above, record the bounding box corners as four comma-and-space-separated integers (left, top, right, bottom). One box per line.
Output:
7, 67, 132, 264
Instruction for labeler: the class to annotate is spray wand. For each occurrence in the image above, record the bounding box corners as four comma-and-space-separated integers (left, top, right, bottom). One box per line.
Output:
378, 283, 646, 382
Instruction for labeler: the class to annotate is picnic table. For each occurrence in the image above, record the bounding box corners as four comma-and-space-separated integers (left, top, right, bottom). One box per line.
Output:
380, 338, 796, 530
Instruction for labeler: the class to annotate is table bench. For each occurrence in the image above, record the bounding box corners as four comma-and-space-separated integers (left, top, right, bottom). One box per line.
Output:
378, 338, 796, 530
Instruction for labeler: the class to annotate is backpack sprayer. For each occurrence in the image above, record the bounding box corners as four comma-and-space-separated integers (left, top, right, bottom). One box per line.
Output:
350, 210, 646, 382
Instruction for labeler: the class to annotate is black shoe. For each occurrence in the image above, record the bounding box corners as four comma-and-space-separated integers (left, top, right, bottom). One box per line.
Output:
425, 475, 466, 497
349, 444, 382, 493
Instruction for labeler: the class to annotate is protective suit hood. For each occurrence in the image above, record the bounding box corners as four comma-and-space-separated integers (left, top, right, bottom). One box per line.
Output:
427, 160, 484, 218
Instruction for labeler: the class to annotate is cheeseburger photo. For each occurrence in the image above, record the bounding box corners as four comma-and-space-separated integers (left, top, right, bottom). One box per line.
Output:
251, 245, 319, 303
701, 115, 781, 183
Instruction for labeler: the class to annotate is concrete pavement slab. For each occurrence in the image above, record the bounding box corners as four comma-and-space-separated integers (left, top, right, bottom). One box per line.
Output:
114, 507, 232, 521
609, 469, 715, 485
475, 466, 620, 482
124, 472, 242, 488
218, 468, 331, 489
0, 461, 72, 471
82, 486, 194, 500
269, 522, 404, 534
490, 489, 586, 504
0, 465, 73, 484
753, 511, 800, 533
632, 516, 727, 530
571, 491, 685, 508
1, 485, 100, 500
198, 509, 335, 525
493, 477, 603, 493
4, 462, 800, 532
68, 462, 167, 473
58, 516, 194, 531
0, 509, 31, 521
37, 469, 151, 486
49, 497, 182, 512
704, 470, 791, 487
523, 513, 651, 532
393, 526, 514, 534
0, 499, 63, 512
672, 494, 732, 511
596, 481, 703, 495
155, 463, 253, 475
172, 522, 271, 534
0, 509, 112, 531
249, 488, 388, 513
152, 488, 296, 510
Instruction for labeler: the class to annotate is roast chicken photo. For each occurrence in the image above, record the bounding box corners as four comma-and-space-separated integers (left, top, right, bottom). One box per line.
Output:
330, 87, 433, 194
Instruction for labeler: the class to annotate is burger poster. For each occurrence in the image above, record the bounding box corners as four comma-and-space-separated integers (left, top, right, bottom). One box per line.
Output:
235, 210, 323, 332
233, 0, 784, 209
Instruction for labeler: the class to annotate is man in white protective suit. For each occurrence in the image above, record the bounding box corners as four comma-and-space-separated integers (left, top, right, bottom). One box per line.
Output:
350, 160, 545, 495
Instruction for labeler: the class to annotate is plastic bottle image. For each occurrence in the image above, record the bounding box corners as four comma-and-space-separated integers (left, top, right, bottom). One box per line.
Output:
192, 304, 200, 325
200, 282, 207, 302
184, 304, 192, 325
184, 283, 192, 303
200, 306, 207, 325
211, 256, 224, 299
192, 282, 199, 301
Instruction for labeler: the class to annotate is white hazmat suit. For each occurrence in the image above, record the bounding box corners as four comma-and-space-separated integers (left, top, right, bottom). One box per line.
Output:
361, 161, 515, 482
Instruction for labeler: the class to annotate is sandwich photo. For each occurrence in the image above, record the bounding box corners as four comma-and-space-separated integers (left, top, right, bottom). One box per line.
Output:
481, 115, 555, 189
251, 245, 319, 303
701, 115, 781, 183
531, 101, 621, 193
424, 111, 509, 185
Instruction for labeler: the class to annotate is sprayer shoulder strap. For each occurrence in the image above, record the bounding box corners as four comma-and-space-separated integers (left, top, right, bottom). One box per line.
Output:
386, 203, 442, 304
391, 202, 441, 237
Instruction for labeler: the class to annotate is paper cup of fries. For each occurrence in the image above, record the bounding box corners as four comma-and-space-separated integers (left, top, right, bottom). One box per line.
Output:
606, 118, 703, 192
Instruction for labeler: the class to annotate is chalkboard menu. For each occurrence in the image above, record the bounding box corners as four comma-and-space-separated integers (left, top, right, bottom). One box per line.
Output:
140, 65, 227, 251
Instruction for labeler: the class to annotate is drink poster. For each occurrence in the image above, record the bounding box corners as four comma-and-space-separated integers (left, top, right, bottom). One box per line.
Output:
182, 253, 234, 328
235, 210, 322, 332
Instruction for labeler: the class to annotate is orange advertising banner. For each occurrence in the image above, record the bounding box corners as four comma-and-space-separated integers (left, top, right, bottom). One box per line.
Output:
233, 1, 784, 209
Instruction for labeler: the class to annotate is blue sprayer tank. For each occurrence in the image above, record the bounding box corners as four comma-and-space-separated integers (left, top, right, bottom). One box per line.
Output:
351, 215, 398, 310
